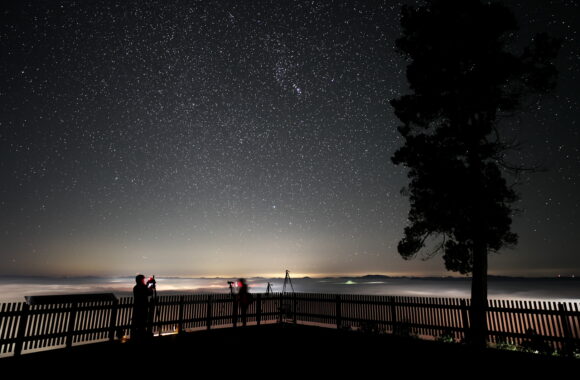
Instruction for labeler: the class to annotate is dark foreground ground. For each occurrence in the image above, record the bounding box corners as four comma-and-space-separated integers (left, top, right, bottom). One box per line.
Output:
1, 324, 578, 376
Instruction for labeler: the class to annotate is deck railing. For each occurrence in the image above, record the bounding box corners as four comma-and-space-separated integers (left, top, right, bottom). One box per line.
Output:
1, 293, 579, 357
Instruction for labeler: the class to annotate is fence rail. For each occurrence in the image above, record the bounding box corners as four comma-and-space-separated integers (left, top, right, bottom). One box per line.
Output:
1, 293, 579, 357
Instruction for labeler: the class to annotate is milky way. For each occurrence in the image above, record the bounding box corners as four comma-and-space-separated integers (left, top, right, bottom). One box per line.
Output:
1, 0, 579, 277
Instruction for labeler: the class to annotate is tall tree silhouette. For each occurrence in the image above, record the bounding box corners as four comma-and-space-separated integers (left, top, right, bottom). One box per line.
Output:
390, 0, 560, 348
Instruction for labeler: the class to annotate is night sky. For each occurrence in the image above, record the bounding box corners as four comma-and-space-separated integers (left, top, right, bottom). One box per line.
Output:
1, 0, 579, 278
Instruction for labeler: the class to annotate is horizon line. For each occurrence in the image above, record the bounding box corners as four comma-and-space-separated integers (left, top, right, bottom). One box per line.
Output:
0, 273, 576, 280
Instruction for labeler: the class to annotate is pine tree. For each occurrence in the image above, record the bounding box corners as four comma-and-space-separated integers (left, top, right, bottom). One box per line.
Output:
391, 0, 560, 348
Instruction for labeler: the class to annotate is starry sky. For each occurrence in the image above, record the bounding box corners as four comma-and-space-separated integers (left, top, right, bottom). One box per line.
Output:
1, 0, 579, 278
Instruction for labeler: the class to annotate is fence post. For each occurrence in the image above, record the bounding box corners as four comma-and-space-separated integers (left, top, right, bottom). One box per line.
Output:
292, 293, 297, 324
232, 297, 239, 328
460, 299, 470, 343
558, 303, 574, 357
389, 296, 397, 334
206, 295, 212, 330
108, 298, 118, 342
336, 295, 342, 329
256, 294, 262, 326
14, 303, 29, 356
279, 293, 284, 323
178, 296, 184, 334
66, 302, 78, 349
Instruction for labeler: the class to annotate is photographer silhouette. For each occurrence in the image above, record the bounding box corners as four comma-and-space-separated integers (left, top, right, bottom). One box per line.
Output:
131, 274, 155, 342
236, 279, 253, 327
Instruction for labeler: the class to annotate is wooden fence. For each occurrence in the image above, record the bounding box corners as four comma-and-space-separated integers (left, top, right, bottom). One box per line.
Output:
1, 293, 579, 357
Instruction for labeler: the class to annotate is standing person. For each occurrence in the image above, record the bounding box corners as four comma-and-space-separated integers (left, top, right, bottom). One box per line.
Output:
236, 278, 253, 327
132, 274, 154, 342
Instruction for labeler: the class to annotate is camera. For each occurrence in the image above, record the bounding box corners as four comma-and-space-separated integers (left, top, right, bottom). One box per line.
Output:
147, 276, 156, 288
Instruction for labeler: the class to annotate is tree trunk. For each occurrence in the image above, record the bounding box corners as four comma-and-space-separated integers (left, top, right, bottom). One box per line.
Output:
467, 126, 489, 349
470, 241, 488, 349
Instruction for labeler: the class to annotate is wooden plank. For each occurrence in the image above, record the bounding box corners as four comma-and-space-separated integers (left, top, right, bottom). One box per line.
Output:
424, 297, 431, 337
393, 296, 399, 333
496, 299, 504, 341
429, 298, 441, 336
443, 298, 450, 333
451, 299, 457, 341
524, 300, 535, 335
31, 305, 41, 349
427, 298, 435, 336
85, 302, 94, 342
488, 299, 496, 343
362, 294, 368, 327
369, 295, 375, 326
0, 303, 8, 346
432, 297, 440, 336
35, 305, 45, 348
459, 299, 469, 342
421, 297, 428, 336
402, 296, 408, 333
514, 301, 523, 342
45, 304, 56, 347
173, 295, 179, 331
47, 304, 58, 347
186, 295, 193, 330
510, 300, 519, 342
539, 302, 550, 341
66, 302, 78, 348
435, 297, 443, 335
109, 299, 118, 341
491, 299, 500, 343
371, 295, 377, 327
206, 295, 212, 330
357, 294, 363, 329
378, 295, 385, 331
83, 302, 92, 342
439, 298, 450, 336
411, 297, 418, 336
496, 300, 505, 343
572, 303, 580, 339
515, 300, 524, 345
375, 295, 382, 331
419, 297, 426, 337
459, 298, 465, 339
75, 303, 84, 343
522, 300, 531, 340
535, 301, 548, 345
14, 303, 29, 356
401, 296, 408, 334
3, 303, 15, 353
98, 301, 107, 340
440, 297, 447, 333
48, 305, 63, 346
0, 303, 8, 354
363, 294, 369, 327
547, 302, 558, 346
559, 303, 573, 356
451, 298, 458, 336
504, 300, 515, 343
84, 302, 92, 342
186, 295, 192, 330
541, 302, 553, 349
101, 302, 109, 340
381, 295, 388, 332
55, 305, 65, 346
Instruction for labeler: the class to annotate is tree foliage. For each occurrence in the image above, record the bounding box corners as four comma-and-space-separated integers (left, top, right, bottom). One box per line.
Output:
391, 0, 560, 275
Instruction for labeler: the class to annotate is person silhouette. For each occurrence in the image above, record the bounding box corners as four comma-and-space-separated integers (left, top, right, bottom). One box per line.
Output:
236, 278, 253, 327
132, 274, 154, 342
